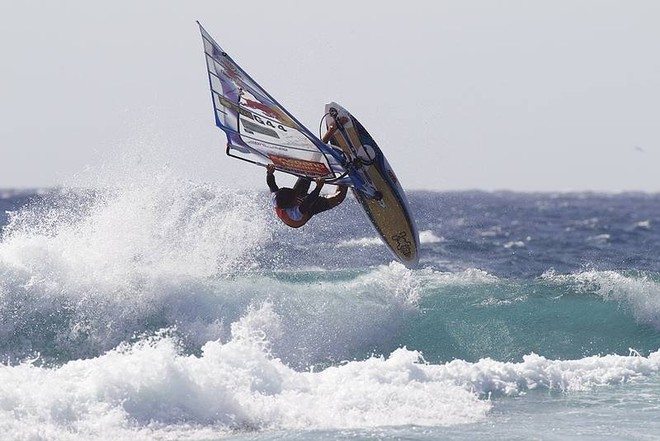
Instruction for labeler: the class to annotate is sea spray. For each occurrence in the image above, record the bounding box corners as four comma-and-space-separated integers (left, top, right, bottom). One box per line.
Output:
541, 270, 660, 328
0, 185, 425, 365
0, 176, 271, 362
220, 263, 422, 368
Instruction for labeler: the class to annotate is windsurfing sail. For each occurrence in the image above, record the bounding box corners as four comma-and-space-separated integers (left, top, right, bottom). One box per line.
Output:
199, 22, 365, 188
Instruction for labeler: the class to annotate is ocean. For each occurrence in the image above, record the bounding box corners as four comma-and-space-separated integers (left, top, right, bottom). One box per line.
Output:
1, 181, 660, 440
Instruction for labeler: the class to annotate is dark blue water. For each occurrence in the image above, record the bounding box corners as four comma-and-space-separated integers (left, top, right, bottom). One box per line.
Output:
1, 186, 659, 440
420, 191, 660, 277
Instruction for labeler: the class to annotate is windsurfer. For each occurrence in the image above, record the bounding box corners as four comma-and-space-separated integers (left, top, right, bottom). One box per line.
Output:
266, 164, 348, 228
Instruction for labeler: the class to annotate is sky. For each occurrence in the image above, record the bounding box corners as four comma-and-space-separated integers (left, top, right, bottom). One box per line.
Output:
2, 0, 659, 192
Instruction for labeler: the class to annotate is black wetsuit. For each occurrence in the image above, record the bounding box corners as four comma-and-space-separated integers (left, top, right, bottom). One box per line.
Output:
267, 175, 331, 215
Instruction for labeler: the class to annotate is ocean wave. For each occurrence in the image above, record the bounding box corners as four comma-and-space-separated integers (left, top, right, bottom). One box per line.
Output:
436, 349, 660, 396
540, 270, 660, 328
0, 163, 426, 369
0, 177, 273, 361
0, 201, 423, 365
0, 304, 489, 440
2, 302, 658, 439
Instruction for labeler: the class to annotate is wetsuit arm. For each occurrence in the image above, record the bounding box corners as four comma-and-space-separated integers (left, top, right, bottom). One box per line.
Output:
299, 182, 323, 213
266, 170, 279, 192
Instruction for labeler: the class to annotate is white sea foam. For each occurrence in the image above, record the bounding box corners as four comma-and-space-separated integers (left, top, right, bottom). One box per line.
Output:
0, 305, 489, 440
1, 303, 659, 440
0, 143, 426, 367
418, 267, 500, 287
1, 181, 270, 278
479, 226, 504, 238
262, 262, 421, 365
435, 350, 660, 396
0, 188, 423, 364
586, 233, 610, 246
335, 236, 383, 248
336, 230, 443, 248
0, 174, 274, 358
541, 270, 660, 328
419, 229, 444, 244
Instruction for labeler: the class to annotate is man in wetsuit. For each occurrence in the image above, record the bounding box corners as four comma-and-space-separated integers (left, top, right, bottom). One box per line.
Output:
266, 164, 348, 228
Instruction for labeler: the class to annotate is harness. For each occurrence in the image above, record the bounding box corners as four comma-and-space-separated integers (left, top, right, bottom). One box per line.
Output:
274, 206, 310, 228
272, 194, 310, 228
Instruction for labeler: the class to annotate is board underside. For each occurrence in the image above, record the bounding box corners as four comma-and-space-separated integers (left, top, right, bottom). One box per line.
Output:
326, 103, 419, 267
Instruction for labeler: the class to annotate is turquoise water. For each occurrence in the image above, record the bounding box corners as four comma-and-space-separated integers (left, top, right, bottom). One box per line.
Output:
1, 183, 660, 440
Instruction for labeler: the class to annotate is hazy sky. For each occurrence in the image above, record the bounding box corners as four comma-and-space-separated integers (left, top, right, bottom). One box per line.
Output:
2, 1, 659, 192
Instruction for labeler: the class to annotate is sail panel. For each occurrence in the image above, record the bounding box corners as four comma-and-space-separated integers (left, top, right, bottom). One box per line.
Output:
198, 23, 345, 180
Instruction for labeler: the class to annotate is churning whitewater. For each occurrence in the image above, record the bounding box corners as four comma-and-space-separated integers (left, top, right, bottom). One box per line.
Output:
2, 171, 660, 440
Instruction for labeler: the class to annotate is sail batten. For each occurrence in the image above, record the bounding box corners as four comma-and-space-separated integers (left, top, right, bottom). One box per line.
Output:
198, 22, 348, 180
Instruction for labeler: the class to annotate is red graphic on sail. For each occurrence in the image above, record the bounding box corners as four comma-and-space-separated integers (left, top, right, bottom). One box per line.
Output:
269, 154, 330, 177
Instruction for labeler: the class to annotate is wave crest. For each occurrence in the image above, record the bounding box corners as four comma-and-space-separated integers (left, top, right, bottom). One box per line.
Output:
541, 270, 660, 328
